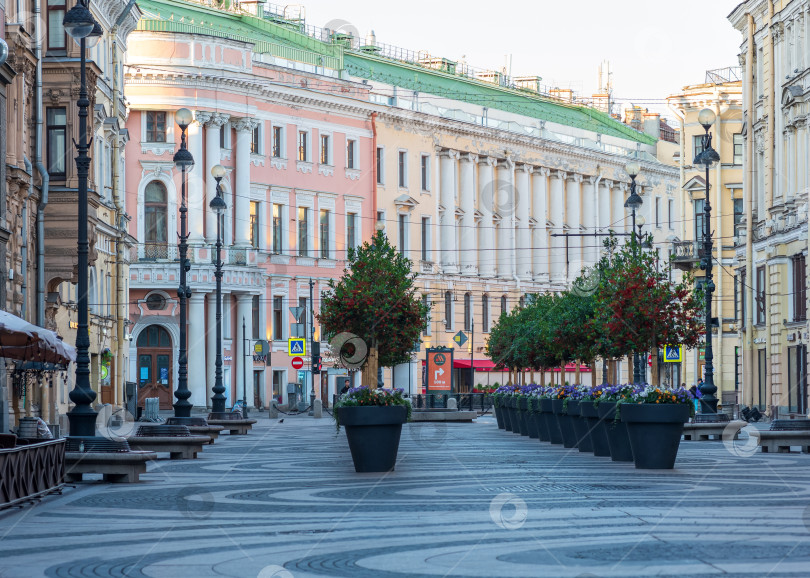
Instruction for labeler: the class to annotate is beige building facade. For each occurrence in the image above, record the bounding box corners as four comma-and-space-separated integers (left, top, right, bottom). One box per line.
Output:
667, 69, 744, 403
730, 0, 810, 417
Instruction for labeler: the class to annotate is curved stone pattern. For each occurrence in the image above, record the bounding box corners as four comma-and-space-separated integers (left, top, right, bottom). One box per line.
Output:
0, 418, 809, 576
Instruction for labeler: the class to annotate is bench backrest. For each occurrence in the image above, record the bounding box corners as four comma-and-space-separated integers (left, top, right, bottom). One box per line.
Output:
135, 425, 191, 437
770, 419, 810, 431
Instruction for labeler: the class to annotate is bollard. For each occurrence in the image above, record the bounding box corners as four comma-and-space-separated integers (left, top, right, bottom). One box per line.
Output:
313, 399, 323, 419
268, 400, 279, 419
447, 397, 458, 411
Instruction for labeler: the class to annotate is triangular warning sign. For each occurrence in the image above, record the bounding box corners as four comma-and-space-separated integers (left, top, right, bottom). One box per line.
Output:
666, 347, 680, 360
290, 341, 304, 354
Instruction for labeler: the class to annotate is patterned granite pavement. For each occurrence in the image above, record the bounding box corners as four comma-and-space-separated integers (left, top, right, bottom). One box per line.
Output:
1, 413, 809, 577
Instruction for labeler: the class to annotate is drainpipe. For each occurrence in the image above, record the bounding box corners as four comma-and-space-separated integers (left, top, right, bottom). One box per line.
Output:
34, 0, 49, 329
21, 157, 33, 320
765, 0, 775, 415
111, 0, 138, 408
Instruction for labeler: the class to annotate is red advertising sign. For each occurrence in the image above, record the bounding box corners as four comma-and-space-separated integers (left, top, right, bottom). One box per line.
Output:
291, 356, 304, 370
426, 348, 453, 392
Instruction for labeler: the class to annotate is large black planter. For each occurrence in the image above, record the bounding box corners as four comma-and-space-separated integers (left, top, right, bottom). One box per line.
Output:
542, 398, 562, 444
551, 399, 577, 448
597, 402, 633, 462
580, 402, 611, 457
525, 399, 539, 439
568, 401, 592, 453
516, 398, 530, 436
534, 400, 550, 442
338, 406, 407, 473
621, 403, 690, 470
503, 398, 514, 432
494, 400, 505, 429
508, 397, 520, 433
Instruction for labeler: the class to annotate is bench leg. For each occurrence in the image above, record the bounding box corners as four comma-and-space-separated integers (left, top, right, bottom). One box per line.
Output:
103, 472, 138, 483
66, 473, 83, 482
683, 434, 693, 440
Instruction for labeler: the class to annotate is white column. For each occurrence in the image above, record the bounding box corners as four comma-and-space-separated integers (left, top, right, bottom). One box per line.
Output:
549, 171, 566, 283
459, 153, 477, 276
438, 149, 459, 274
478, 157, 497, 277
515, 164, 532, 281
188, 293, 207, 407
497, 158, 515, 278
201, 112, 229, 243
531, 167, 549, 281
235, 294, 253, 406
187, 118, 205, 243
598, 180, 613, 232
614, 182, 628, 233
582, 176, 598, 265
205, 293, 216, 407
566, 174, 583, 279
232, 117, 260, 248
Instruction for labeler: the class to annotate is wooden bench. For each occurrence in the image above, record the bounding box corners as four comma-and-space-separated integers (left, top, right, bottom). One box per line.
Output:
64, 438, 156, 483
207, 414, 257, 435
683, 420, 747, 441
751, 419, 810, 453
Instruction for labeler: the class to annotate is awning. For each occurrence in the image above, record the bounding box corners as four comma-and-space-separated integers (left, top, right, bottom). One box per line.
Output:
423, 358, 592, 373
0, 310, 76, 367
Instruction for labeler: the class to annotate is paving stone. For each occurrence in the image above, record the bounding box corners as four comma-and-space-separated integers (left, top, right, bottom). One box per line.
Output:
0, 414, 809, 577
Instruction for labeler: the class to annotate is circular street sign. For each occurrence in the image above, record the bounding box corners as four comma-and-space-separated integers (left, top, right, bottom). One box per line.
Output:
434, 353, 446, 366
291, 357, 304, 370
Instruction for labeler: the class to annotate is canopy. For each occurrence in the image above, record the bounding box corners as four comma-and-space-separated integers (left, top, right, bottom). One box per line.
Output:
0, 310, 76, 367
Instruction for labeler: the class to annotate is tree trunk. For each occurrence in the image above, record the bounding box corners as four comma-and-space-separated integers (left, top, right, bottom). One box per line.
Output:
575, 361, 581, 385
627, 354, 634, 384
560, 361, 566, 385
362, 346, 379, 389
540, 370, 545, 386
590, 361, 597, 386
651, 347, 660, 386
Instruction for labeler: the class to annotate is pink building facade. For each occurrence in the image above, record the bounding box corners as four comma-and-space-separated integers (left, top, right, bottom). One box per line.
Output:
124, 29, 374, 409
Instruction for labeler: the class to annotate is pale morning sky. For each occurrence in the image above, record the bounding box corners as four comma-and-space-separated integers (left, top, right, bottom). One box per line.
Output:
290, 0, 743, 120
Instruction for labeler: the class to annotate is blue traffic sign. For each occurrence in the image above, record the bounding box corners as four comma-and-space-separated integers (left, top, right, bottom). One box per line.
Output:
288, 338, 306, 356
663, 345, 683, 363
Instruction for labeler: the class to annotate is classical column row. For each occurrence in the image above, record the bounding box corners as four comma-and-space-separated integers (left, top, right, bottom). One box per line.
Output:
185, 111, 259, 247
436, 148, 632, 284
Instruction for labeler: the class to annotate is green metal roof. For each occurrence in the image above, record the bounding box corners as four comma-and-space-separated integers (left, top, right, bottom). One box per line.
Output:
135, 0, 655, 145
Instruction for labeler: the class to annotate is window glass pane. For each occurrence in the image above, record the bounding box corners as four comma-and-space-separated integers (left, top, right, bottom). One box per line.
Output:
145, 181, 167, 203
48, 10, 66, 49
298, 207, 308, 255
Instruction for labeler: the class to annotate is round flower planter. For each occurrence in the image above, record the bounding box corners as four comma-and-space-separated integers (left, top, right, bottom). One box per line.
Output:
539, 399, 558, 444
338, 405, 408, 473
524, 399, 540, 439
596, 402, 634, 462
580, 402, 611, 457
551, 399, 577, 448
516, 397, 530, 436
568, 401, 593, 453
621, 403, 690, 470
494, 401, 505, 430
502, 397, 514, 432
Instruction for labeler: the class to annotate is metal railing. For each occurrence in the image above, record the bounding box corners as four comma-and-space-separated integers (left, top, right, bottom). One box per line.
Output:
411, 393, 494, 413
706, 67, 742, 85
141, 242, 170, 261
0, 438, 65, 510
671, 241, 705, 261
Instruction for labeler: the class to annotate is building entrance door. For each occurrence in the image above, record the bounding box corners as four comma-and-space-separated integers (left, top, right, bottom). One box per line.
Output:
137, 326, 173, 409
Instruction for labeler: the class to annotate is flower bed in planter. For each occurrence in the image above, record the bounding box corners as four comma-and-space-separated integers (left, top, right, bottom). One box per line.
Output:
334, 387, 411, 473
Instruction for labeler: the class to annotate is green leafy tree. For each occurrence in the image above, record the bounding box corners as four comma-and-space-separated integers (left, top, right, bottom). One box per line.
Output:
318, 230, 428, 387
590, 234, 704, 362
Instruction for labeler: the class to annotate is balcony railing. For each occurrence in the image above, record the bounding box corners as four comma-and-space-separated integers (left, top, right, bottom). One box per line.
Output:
0, 438, 65, 509
141, 243, 170, 261
671, 241, 706, 264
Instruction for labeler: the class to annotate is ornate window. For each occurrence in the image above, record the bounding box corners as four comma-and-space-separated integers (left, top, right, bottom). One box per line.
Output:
144, 181, 168, 259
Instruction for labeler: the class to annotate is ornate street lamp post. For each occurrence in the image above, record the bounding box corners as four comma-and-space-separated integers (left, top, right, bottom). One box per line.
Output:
694, 108, 721, 414
209, 165, 228, 415
173, 108, 194, 418
63, 0, 102, 437
624, 161, 644, 384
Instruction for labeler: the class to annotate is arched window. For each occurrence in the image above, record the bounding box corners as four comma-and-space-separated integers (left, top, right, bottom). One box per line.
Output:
137, 325, 172, 348
501, 295, 507, 316
445, 290, 452, 331
464, 292, 471, 331
144, 181, 168, 259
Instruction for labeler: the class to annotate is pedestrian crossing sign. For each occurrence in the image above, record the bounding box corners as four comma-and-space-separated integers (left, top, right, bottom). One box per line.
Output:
663, 345, 683, 363
288, 338, 306, 356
